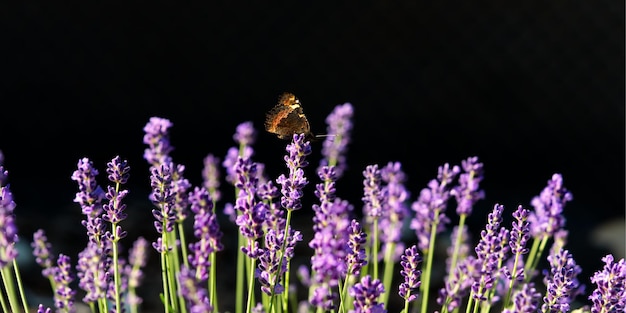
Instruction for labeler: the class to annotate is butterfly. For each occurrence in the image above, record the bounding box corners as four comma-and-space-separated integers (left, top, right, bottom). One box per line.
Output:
264, 92, 316, 140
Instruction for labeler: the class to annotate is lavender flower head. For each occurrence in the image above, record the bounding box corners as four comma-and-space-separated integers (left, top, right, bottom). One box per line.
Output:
143, 116, 174, 167
150, 163, 177, 252
276, 134, 311, 211
71, 158, 105, 216
503, 283, 541, 313
542, 248, 582, 313
76, 240, 109, 303
234, 157, 267, 258
188, 187, 223, 281
0, 184, 18, 268
528, 173, 573, 238
202, 153, 222, 202
102, 156, 130, 229
362, 164, 384, 220
410, 163, 460, 252
318, 102, 354, 178
472, 203, 507, 302
380, 161, 410, 245
589, 254, 626, 313
125, 236, 149, 305
54, 254, 76, 312
32, 229, 55, 278
233, 121, 257, 147
399, 245, 422, 302
349, 275, 386, 313
178, 266, 212, 313
223, 146, 254, 185
451, 156, 485, 216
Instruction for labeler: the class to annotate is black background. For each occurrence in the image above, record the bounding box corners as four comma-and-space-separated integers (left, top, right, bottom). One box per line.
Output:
2, 2, 624, 312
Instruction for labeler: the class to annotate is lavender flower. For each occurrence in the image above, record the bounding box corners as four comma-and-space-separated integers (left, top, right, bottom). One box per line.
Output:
451, 156, 485, 216
410, 163, 460, 252
32, 229, 55, 278
362, 164, 384, 220
188, 187, 223, 280
54, 254, 76, 312
349, 275, 386, 313
528, 173, 573, 238
102, 156, 130, 235
223, 146, 254, 185
234, 157, 266, 258
150, 162, 177, 251
178, 266, 212, 313
379, 162, 410, 248
143, 116, 174, 167
37, 304, 52, 313
276, 134, 311, 211
438, 256, 479, 311
472, 204, 508, 302
0, 184, 18, 268
71, 158, 105, 216
345, 219, 368, 277
233, 121, 257, 147
318, 102, 354, 178
257, 228, 302, 295
202, 153, 222, 203
589, 254, 626, 313
125, 236, 149, 306
542, 248, 582, 312
503, 283, 541, 313
508, 205, 530, 282
76, 241, 109, 303
398, 245, 422, 302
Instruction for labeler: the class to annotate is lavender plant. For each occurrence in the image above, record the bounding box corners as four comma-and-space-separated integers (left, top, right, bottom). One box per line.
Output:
0, 98, 621, 313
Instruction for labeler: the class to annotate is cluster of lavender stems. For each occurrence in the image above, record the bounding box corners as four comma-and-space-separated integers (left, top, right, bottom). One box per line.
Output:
0, 101, 623, 313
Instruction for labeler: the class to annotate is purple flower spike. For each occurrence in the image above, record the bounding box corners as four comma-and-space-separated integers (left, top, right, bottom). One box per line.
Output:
451, 156, 485, 216
0, 184, 18, 268
202, 153, 222, 202
362, 164, 384, 219
589, 254, 626, 313
399, 245, 422, 302
54, 254, 76, 311
125, 237, 149, 306
529, 173, 573, 238
349, 275, 386, 313
233, 121, 257, 147
507, 283, 541, 313
37, 304, 52, 313
150, 163, 177, 239
472, 204, 508, 302
344, 219, 368, 277
380, 161, 410, 246
76, 241, 109, 303
143, 116, 174, 167
318, 102, 354, 178
106, 156, 130, 185
277, 134, 311, 211
32, 229, 55, 278
542, 248, 582, 313
410, 163, 460, 252
71, 158, 105, 216
178, 266, 213, 313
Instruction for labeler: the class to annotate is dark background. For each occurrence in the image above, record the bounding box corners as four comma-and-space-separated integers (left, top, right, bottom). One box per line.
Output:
2, 2, 624, 312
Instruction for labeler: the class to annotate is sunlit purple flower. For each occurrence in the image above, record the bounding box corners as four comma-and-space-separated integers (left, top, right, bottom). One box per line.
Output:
37, 304, 52, 313
542, 248, 582, 312
222, 146, 254, 185
125, 236, 149, 306
276, 134, 311, 212
143, 116, 174, 167
0, 184, 18, 268
188, 186, 223, 281
399, 245, 422, 302
589, 254, 626, 313
54, 254, 76, 312
71, 158, 105, 216
528, 173, 573, 238
178, 266, 212, 313
349, 275, 386, 313
362, 164, 384, 220
202, 153, 222, 203
507, 205, 530, 283
76, 241, 109, 303
234, 157, 266, 258
102, 157, 130, 238
438, 256, 479, 312
379, 162, 410, 256
32, 229, 55, 278
233, 121, 257, 147
451, 156, 485, 216
170, 163, 191, 223
318, 102, 354, 178
257, 227, 302, 295
150, 163, 177, 252
503, 283, 541, 313
410, 163, 460, 252
345, 219, 368, 277
472, 204, 508, 302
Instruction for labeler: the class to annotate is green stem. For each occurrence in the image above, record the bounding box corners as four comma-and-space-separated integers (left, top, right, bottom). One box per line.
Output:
0, 267, 19, 313
209, 250, 218, 312
449, 214, 467, 274
420, 213, 440, 313
380, 241, 396, 307
269, 210, 293, 313
245, 257, 257, 313
12, 259, 28, 312
372, 218, 379, 281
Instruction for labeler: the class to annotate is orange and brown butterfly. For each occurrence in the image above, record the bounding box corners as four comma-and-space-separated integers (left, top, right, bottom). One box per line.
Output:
264, 92, 316, 140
